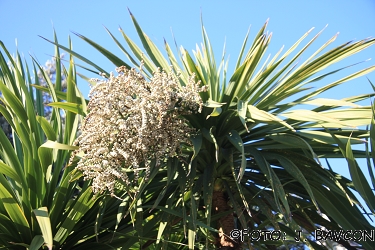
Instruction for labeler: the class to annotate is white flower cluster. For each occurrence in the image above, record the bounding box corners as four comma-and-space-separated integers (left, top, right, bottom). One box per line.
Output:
72, 66, 206, 195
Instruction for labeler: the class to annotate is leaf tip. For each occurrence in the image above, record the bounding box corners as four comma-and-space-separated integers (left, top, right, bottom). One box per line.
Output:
307, 27, 315, 33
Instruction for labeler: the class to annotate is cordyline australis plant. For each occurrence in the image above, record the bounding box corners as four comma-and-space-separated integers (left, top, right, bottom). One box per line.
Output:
48, 11, 375, 249
71, 65, 206, 196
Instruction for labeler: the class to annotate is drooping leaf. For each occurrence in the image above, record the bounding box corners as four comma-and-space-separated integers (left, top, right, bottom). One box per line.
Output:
40, 140, 79, 150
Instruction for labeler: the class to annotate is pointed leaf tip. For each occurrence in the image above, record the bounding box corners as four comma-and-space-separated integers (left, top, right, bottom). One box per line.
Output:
70, 31, 81, 38
307, 27, 315, 33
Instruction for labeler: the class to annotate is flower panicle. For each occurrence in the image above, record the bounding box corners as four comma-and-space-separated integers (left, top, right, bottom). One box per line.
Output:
71, 66, 206, 195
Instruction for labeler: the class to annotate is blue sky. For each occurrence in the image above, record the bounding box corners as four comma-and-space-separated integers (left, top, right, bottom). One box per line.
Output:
1, 1, 375, 99
1, 0, 375, 222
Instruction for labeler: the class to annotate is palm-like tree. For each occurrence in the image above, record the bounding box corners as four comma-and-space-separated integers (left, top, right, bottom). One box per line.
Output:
52, 11, 375, 249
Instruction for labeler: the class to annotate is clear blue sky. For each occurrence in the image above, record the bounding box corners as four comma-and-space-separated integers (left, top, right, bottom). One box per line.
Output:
1, 0, 375, 220
1, 1, 375, 98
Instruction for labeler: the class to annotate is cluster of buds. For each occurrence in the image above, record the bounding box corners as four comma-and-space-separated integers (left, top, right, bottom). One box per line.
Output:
72, 66, 206, 195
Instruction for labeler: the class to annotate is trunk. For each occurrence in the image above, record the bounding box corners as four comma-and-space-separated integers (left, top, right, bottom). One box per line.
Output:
212, 190, 240, 249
